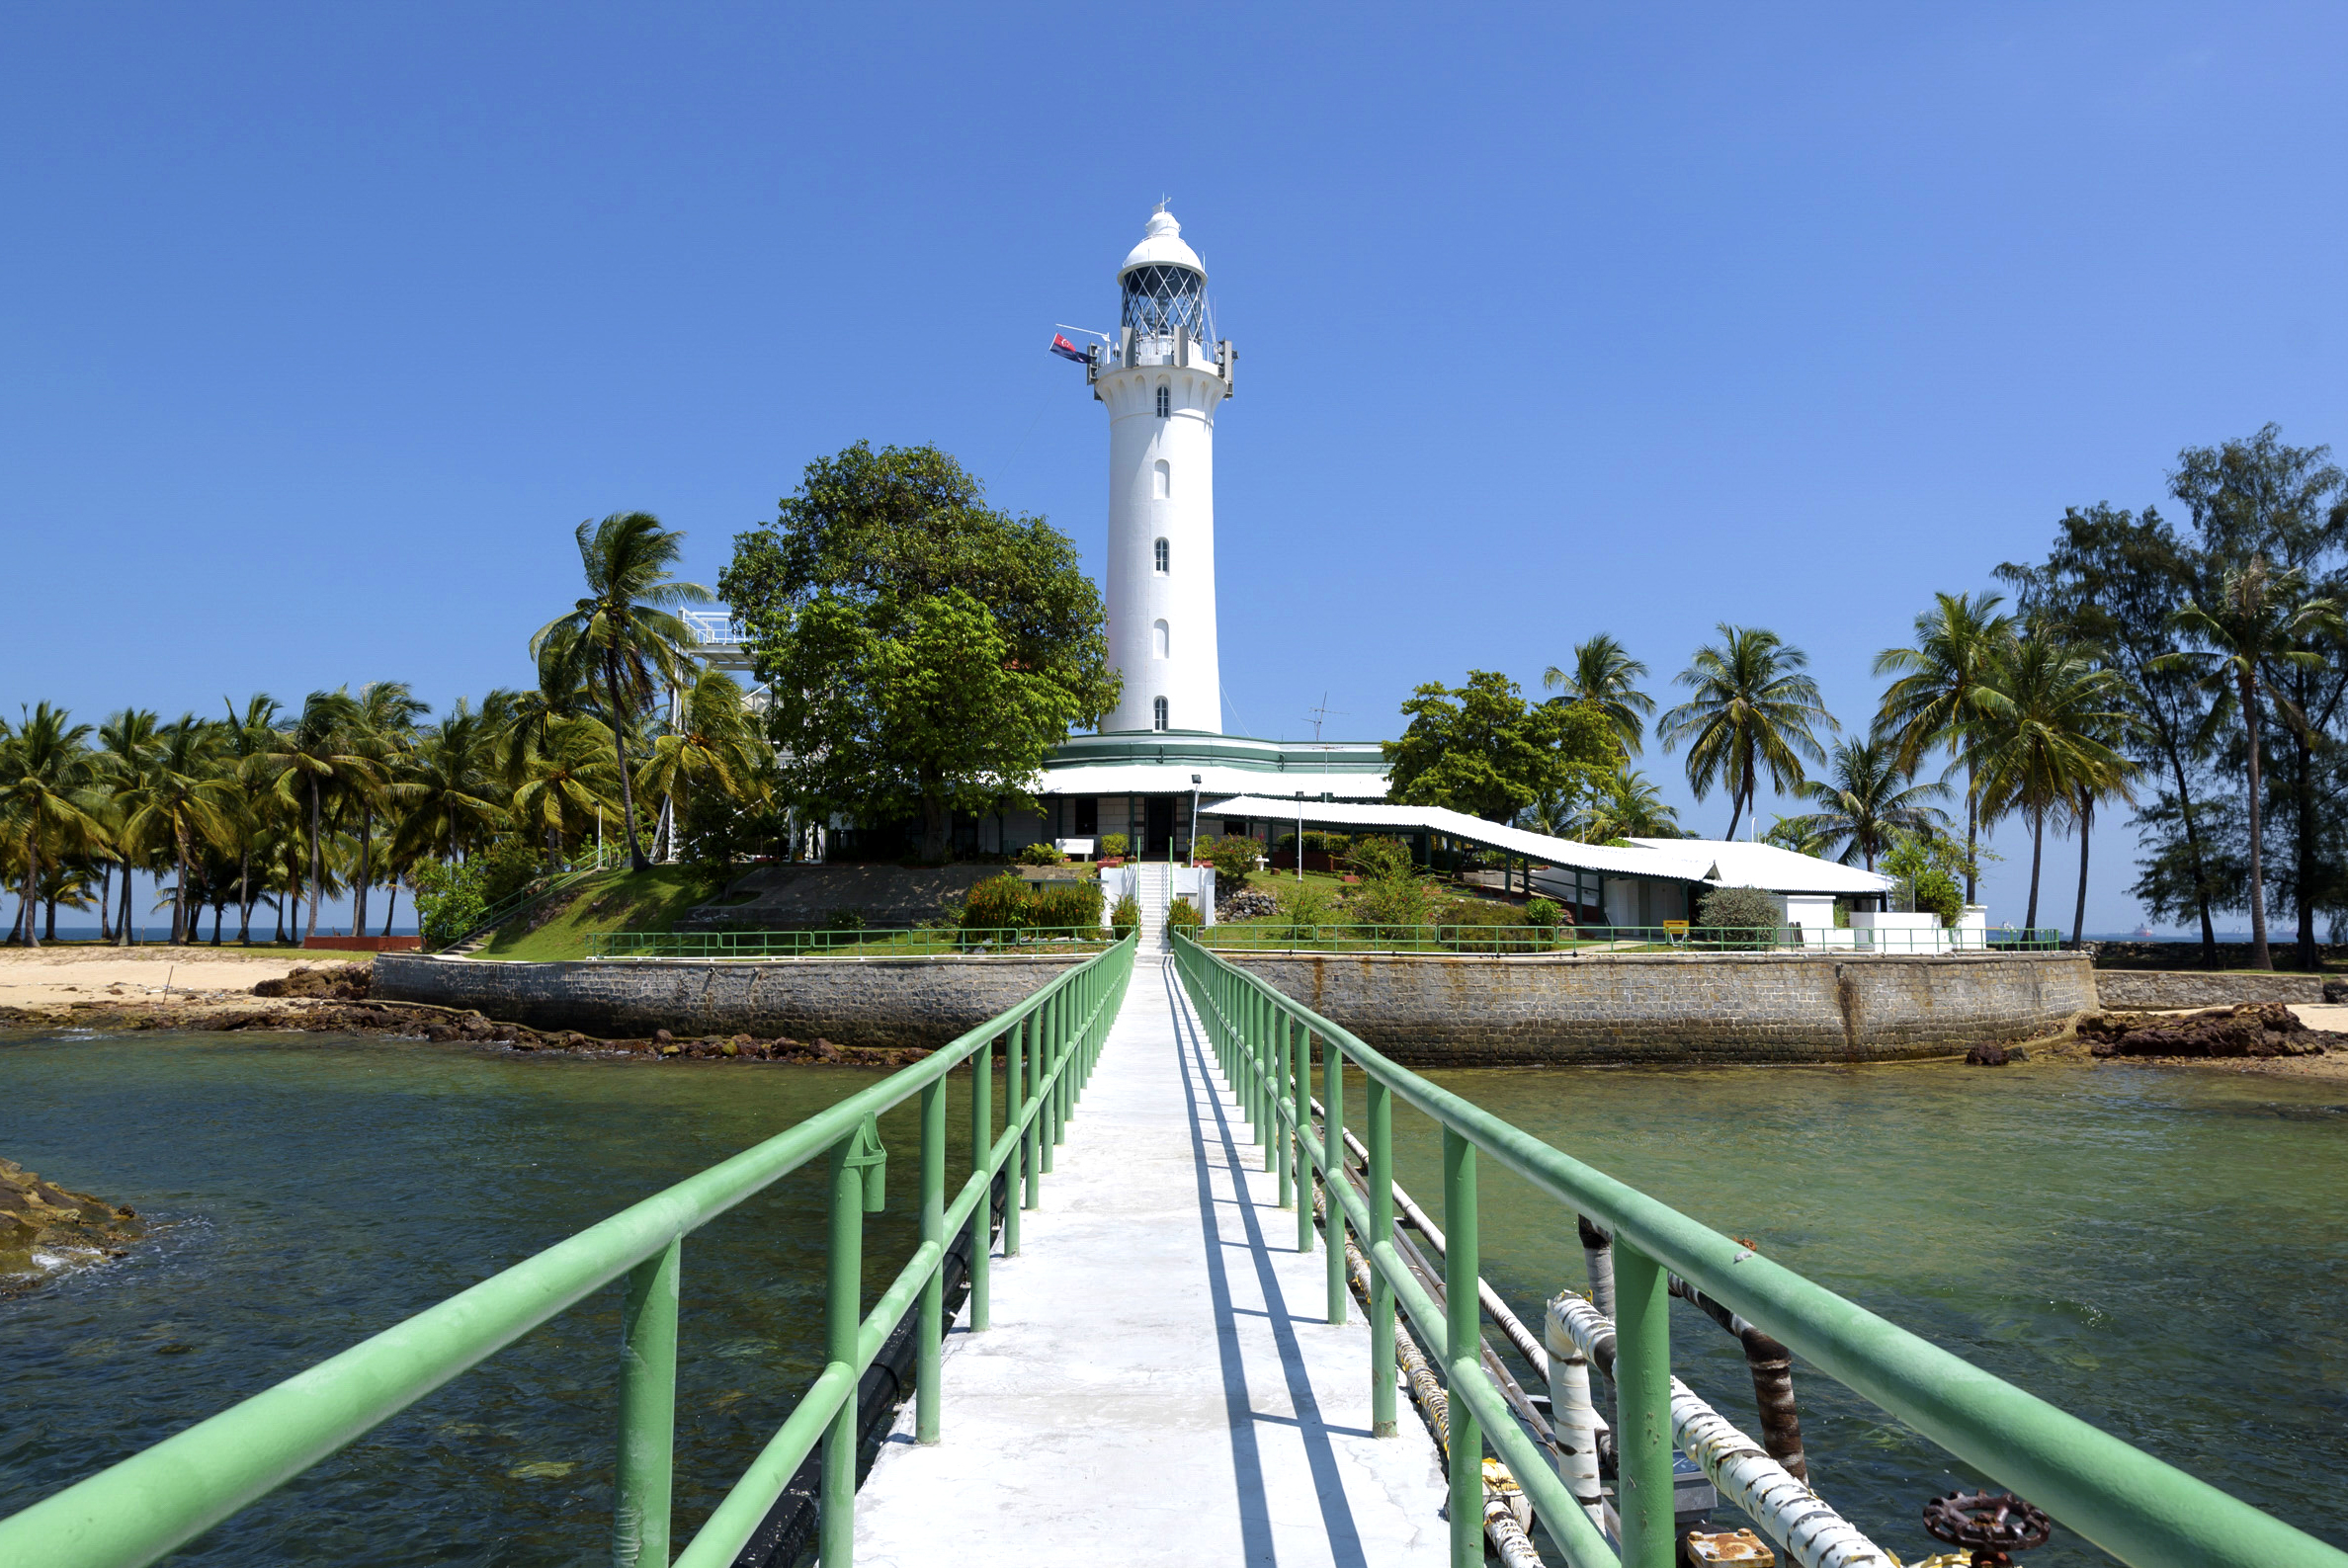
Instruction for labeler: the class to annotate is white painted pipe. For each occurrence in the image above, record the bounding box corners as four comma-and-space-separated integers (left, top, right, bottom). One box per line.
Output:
1547, 1294, 1894, 1568
1539, 1306, 1605, 1509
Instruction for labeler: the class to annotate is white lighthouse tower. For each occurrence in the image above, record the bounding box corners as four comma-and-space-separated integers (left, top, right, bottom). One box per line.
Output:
1090, 206, 1234, 735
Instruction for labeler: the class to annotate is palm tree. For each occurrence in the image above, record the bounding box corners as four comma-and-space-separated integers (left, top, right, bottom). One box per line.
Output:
218, 695, 282, 943
119, 715, 239, 944
95, 708, 162, 945
395, 700, 508, 866
510, 717, 626, 859
531, 513, 713, 871
635, 669, 768, 863
347, 682, 428, 938
2156, 557, 2343, 969
1543, 633, 1655, 756
1970, 638, 2136, 932
0, 704, 109, 949
1873, 591, 2017, 904
1658, 624, 1838, 840
1568, 769, 1684, 843
1786, 737, 1950, 872
263, 690, 379, 944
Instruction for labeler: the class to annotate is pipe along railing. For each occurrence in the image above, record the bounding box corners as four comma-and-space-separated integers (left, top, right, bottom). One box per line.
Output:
0, 934, 1137, 1568
1169, 930, 2348, 1568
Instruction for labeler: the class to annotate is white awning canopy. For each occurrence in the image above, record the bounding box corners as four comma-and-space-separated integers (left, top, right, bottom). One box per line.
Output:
1201, 795, 1894, 896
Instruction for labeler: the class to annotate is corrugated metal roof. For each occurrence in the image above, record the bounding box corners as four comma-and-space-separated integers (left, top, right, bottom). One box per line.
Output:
1201, 795, 1893, 895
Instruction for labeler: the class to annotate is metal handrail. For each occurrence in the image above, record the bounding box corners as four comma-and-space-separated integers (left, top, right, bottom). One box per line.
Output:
1196, 922, 2061, 954
433, 845, 625, 952
0, 934, 1138, 1568
1169, 930, 2348, 1568
584, 926, 1115, 959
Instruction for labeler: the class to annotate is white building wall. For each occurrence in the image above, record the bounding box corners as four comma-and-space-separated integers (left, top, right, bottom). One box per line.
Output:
1100, 357, 1223, 734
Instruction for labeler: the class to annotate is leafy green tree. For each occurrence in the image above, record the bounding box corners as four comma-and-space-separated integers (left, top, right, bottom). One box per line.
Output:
1659, 625, 1837, 840
0, 704, 108, 949
2157, 556, 2342, 968
1997, 506, 2224, 959
533, 512, 713, 871
1784, 737, 1950, 873
721, 443, 1118, 863
1542, 633, 1655, 755
1384, 669, 1617, 824
1880, 830, 1967, 927
2168, 426, 2348, 967
1872, 591, 2016, 902
1971, 638, 2136, 932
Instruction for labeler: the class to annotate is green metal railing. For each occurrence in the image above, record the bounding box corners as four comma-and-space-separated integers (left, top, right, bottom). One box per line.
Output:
0, 934, 1137, 1568
1169, 930, 2347, 1568
584, 926, 1115, 959
1198, 922, 2062, 954
435, 846, 625, 952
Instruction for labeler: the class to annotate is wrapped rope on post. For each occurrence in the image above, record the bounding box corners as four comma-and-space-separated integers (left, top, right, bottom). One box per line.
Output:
1547, 1293, 1893, 1568
1577, 1214, 1617, 1323
1538, 1302, 1606, 1525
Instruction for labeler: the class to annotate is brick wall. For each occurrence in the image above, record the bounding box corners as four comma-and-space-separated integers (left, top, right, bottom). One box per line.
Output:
376, 952, 1079, 1048
1224, 950, 2096, 1065
2091, 970, 2326, 1009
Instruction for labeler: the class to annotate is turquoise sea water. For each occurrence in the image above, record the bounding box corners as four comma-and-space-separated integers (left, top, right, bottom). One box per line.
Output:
2, 1031, 2343, 1564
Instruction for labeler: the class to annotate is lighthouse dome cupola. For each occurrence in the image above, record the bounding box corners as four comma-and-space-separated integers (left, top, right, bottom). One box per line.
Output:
1118, 206, 1216, 349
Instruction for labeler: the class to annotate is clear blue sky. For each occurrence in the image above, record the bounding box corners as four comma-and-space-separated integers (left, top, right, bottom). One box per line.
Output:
8, 4, 2345, 934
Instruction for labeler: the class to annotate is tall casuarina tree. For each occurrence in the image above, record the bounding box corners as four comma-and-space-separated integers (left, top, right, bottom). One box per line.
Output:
1658, 624, 1837, 840
2157, 556, 2343, 969
532, 513, 713, 872
1873, 591, 2016, 903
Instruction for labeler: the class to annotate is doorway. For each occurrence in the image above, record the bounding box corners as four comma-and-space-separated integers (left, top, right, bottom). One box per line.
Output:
1144, 796, 1175, 859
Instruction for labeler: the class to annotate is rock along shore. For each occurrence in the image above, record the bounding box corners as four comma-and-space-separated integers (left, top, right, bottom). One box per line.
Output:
1, 1159, 144, 1295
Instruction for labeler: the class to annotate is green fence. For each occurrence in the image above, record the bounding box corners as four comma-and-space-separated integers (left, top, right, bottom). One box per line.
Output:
1168, 930, 2345, 1568
0, 934, 1137, 1568
1198, 922, 2062, 954
583, 926, 1116, 959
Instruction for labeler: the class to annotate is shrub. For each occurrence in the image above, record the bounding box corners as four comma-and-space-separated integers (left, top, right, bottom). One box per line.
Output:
1110, 893, 1141, 940
1306, 830, 1352, 855
1029, 879, 1104, 933
1441, 899, 1539, 952
823, 907, 867, 932
1345, 835, 1415, 881
1097, 832, 1130, 860
410, 858, 489, 948
1524, 896, 1561, 932
1193, 834, 1260, 886
1882, 830, 1966, 927
1018, 841, 1065, 867
1166, 897, 1204, 938
1697, 885, 1782, 938
1353, 871, 1434, 939
1273, 879, 1337, 938
477, 836, 549, 911
961, 873, 1032, 937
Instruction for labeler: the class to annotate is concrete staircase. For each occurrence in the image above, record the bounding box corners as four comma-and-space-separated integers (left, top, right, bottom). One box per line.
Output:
1132, 863, 1173, 954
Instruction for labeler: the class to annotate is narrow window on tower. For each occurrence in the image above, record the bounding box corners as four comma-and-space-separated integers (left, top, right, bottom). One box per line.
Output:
1152, 619, 1170, 658
1153, 458, 1170, 498
1153, 697, 1169, 731
1155, 384, 1170, 418
1153, 536, 1169, 573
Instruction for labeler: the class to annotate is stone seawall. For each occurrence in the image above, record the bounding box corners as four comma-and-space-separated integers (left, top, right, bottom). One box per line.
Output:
1224, 950, 2096, 1065
2092, 970, 2329, 1009
375, 953, 1080, 1049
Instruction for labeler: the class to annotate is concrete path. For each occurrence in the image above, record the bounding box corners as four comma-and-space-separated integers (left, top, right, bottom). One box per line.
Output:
854, 958, 1449, 1566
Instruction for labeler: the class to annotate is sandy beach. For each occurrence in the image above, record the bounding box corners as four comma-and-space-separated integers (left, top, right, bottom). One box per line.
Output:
0, 945, 358, 1011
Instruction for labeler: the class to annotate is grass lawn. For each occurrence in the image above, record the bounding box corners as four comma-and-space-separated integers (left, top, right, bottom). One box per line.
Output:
474, 867, 725, 961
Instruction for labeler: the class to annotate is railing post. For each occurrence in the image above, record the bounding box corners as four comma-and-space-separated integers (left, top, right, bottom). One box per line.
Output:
916, 1074, 946, 1444
1050, 986, 1070, 1148
1286, 1016, 1305, 1233
1442, 1128, 1480, 1568
1321, 1032, 1345, 1322
1367, 1073, 1395, 1437
1037, 994, 1056, 1175
969, 1034, 993, 1327
1614, 1239, 1675, 1568
1010, 1014, 1033, 1233
819, 1136, 863, 1568
612, 1236, 679, 1568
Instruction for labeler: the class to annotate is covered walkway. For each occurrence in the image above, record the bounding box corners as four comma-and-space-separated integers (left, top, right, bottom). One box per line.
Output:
853, 961, 1448, 1567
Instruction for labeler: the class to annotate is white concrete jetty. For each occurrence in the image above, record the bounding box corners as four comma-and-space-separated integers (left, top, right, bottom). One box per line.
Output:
855, 958, 1450, 1566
